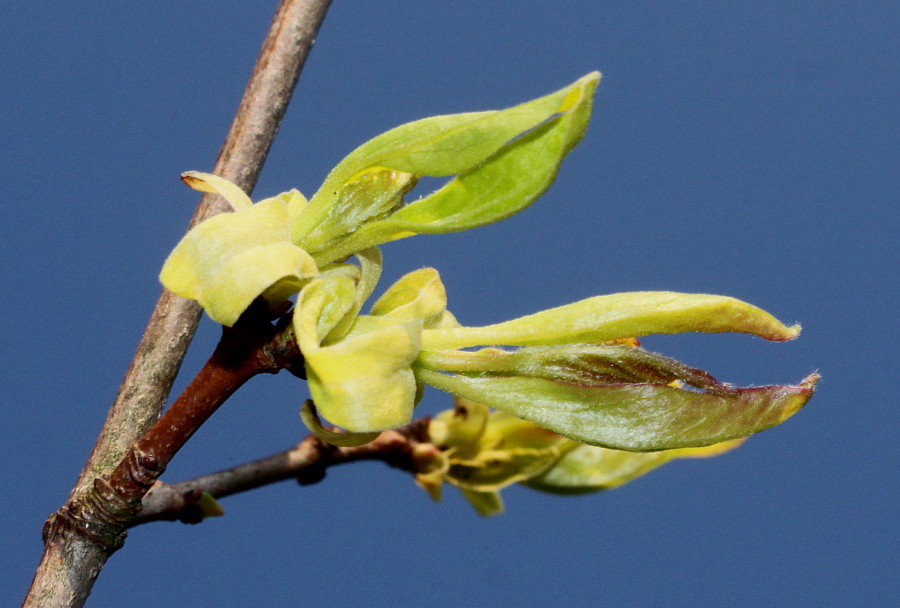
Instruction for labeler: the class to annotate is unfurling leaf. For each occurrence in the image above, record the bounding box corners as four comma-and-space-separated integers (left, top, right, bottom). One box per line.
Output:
424, 399, 570, 515
299, 167, 417, 254
299, 400, 380, 447
160, 177, 317, 326
417, 369, 818, 451
370, 267, 448, 328
416, 292, 812, 450
418, 343, 722, 390
423, 397, 751, 514
525, 440, 745, 494
421, 291, 801, 351
295, 274, 422, 432
297, 73, 600, 264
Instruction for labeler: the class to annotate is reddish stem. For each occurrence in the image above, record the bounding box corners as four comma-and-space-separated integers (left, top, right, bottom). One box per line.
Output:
107, 315, 284, 505
43, 311, 299, 553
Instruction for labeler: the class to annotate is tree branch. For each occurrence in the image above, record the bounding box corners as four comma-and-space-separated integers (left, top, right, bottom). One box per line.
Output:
133, 419, 433, 526
23, 2, 333, 607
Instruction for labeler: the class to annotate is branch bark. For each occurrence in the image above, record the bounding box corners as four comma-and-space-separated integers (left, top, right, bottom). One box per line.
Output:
23, 2, 333, 606
133, 420, 432, 526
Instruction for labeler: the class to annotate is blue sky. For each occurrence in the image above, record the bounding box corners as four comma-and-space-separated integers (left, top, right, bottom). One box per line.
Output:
2, 2, 896, 606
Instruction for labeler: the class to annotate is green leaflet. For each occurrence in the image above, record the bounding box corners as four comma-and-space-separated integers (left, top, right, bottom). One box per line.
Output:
525, 439, 744, 494
421, 291, 801, 351
298, 72, 600, 264
417, 343, 723, 391
300, 167, 417, 254
416, 369, 818, 451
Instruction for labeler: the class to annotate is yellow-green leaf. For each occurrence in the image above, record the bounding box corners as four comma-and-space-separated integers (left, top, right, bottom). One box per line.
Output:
300, 73, 600, 264
526, 440, 744, 494
416, 369, 818, 451
370, 267, 448, 328
299, 167, 417, 253
160, 195, 317, 326
295, 277, 423, 432
422, 291, 801, 351
181, 171, 253, 212
418, 343, 722, 390
299, 400, 380, 447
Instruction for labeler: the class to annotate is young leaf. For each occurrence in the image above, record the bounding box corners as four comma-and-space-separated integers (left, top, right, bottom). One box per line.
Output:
418, 343, 722, 391
298, 72, 600, 263
415, 369, 818, 451
181, 170, 254, 212
295, 276, 423, 432
323, 247, 383, 343
370, 267, 448, 328
299, 400, 380, 447
160, 194, 317, 326
525, 440, 744, 494
300, 167, 417, 253
421, 291, 801, 351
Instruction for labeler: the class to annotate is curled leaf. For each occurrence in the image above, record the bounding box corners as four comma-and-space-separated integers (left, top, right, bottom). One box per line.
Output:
526, 439, 745, 494
422, 291, 801, 351
295, 275, 423, 432
300, 167, 417, 253
370, 267, 448, 328
300, 73, 600, 264
430, 405, 570, 492
160, 191, 318, 326
418, 343, 723, 391
416, 369, 818, 451
428, 397, 490, 454
324, 247, 384, 342
299, 400, 380, 447
181, 171, 253, 212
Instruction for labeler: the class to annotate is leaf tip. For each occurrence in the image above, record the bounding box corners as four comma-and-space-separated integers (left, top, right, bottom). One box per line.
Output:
779, 323, 802, 341
180, 171, 213, 192
800, 372, 821, 390
773, 373, 820, 424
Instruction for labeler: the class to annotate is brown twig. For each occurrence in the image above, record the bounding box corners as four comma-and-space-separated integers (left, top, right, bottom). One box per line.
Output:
42, 307, 303, 547
23, 2, 333, 607
133, 419, 433, 526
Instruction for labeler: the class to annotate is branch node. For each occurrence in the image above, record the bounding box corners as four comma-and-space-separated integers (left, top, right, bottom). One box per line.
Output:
115, 448, 167, 497
295, 436, 335, 485
42, 475, 144, 551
